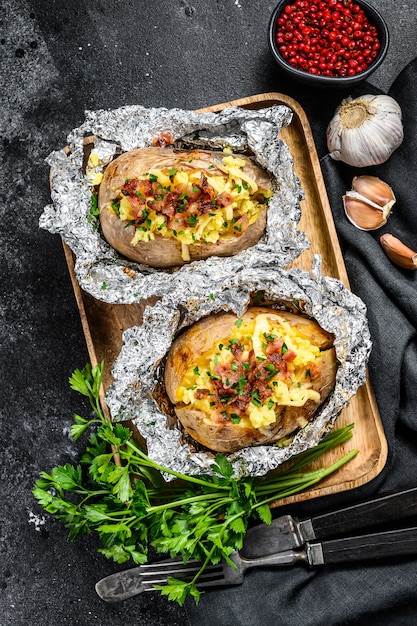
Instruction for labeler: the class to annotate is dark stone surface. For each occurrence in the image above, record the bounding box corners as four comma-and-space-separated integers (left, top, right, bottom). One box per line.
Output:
1, 1, 416, 625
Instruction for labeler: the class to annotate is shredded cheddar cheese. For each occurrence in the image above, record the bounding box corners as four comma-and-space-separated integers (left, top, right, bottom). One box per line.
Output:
107, 154, 272, 260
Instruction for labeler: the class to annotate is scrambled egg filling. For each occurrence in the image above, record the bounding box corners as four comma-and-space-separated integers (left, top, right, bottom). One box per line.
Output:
176, 314, 323, 431
104, 154, 272, 260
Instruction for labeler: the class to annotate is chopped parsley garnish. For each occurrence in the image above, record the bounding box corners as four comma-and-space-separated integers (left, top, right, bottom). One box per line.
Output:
251, 389, 261, 406
187, 214, 198, 227
111, 198, 120, 215
89, 192, 99, 216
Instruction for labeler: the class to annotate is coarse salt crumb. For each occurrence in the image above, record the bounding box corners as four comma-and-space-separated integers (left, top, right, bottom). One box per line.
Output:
28, 510, 46, 531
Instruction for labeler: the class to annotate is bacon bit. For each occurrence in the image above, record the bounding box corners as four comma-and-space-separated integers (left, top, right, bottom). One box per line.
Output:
216, 191, 233, 207
199, 173, 216, 199
194, 388, 210, 400
151, 192, 176, 217
213, 362, 241, 388
152, 133, 173, 147
231, 342, 244, 359
140, 179, 152, 196
266, 337, 284, 355
122, 178, 138, 195
254, 378, 273, 402
122, 178, 151, 198
117, 170, 231, 232
283, 350, 296, 363
207, 345, 281, 419
306, 362, 321, 380
198, 197, 216, 214
126, 194, 146, 218
187, 184, 202, 201
168, 213, 186, 229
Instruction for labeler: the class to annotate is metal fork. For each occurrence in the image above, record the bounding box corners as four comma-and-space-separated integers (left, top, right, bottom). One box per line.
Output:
95, 550, 305, 602
96, 526, 417, 602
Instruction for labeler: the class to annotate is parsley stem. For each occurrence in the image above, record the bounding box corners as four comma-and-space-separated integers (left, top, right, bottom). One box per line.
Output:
34, 364, 361, 609
148, 493, 232, 514
253, 449, 358, 507
255, 424, 355, 483
125, 440, 230, 491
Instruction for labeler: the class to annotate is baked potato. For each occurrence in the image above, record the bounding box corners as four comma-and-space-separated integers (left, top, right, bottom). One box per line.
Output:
98, 147, 273, 268
164, 307, 337, 453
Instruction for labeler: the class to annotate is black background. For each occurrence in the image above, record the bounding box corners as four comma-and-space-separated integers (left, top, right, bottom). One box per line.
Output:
1, 1, 416, 625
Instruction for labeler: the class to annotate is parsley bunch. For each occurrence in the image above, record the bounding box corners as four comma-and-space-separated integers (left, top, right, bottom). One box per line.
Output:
33, 362, 358, 605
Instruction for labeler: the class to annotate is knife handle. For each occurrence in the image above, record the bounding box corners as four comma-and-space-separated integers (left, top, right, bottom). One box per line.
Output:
314, 526, 417, 565
304, 484, 417, 541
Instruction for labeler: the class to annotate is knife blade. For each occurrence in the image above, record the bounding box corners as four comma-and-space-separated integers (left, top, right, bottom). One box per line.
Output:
241, 483, 417, 558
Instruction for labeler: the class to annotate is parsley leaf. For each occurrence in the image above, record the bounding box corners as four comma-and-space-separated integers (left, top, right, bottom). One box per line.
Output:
33, 362, 358, 607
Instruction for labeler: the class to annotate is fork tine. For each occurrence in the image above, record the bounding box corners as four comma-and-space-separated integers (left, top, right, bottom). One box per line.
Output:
140, 557, 201, 572
140, 561, 227, 590
142, 564, 217, 579
96, 555, 242, 600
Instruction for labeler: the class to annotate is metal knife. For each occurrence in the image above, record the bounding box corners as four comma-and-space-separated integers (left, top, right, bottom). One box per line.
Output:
96, 526, 417, 601
241, 483, 417, 558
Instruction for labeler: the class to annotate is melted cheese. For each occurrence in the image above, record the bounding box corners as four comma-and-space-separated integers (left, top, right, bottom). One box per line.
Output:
176, 313, 324, 430
86, 151, 104, 185
109, 153, 273, 259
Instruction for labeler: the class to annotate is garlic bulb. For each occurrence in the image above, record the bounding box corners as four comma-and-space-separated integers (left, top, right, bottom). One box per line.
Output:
327, 95, 404, 167
380, 234, 417, 270
343, 175, 395, 230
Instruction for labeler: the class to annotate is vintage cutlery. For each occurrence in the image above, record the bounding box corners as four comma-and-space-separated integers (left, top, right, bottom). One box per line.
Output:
96, 526, 417, 602
242, 482, 417, 558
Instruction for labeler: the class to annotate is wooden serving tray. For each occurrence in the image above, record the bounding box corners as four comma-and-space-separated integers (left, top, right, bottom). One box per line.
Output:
62, 92, 387, 507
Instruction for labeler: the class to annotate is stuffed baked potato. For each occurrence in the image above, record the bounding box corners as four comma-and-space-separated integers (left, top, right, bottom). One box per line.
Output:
98, 147, 273, 268
164, 307, 337, 453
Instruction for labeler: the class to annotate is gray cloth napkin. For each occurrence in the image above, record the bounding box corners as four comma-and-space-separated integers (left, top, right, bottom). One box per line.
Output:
185, 58, 417, 626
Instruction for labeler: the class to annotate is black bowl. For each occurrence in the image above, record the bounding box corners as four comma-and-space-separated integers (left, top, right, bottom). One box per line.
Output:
268, 0, 389, 87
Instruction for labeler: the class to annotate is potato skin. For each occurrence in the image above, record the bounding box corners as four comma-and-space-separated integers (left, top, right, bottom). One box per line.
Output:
164, 307, 337, 453
98, 147, 270, 268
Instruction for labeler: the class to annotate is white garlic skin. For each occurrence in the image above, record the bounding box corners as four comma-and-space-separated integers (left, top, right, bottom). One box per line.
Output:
327, 95, 404, 168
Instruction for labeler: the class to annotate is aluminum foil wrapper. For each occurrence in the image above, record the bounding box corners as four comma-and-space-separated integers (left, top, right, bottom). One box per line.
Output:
105, 259, 372, 479
39, 104, 309, 304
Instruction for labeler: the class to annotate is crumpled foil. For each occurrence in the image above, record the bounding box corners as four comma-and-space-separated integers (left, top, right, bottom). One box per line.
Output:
105, 259, 371, 479
39, 103, 309, 304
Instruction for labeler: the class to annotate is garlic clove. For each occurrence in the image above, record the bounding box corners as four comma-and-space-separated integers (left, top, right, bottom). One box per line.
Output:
351, 175, 396, 210
380, 233, 417, 270
343, 195, 388, 231
343, 175, 395, 230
